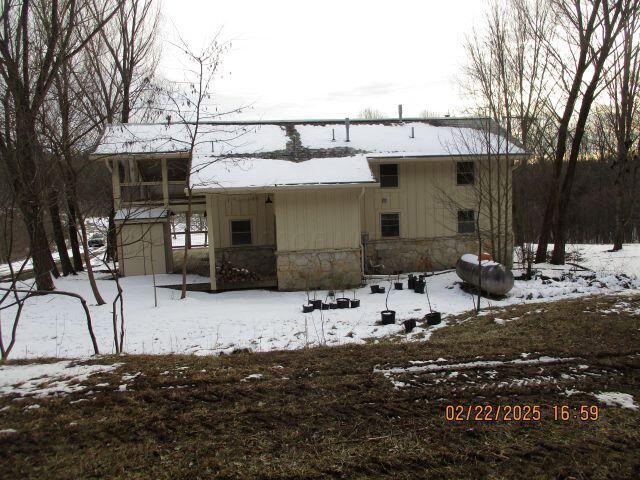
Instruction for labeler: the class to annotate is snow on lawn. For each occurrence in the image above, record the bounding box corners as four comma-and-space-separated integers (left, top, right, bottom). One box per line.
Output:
0, 361, 122, 397
593, 392, 638, 411
0, 244, 639, 360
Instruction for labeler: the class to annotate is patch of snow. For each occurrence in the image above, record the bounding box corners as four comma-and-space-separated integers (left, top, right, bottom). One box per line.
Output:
562, 389, 583, 396
1, 243, 638, 360
0, 429, 17, 434
241, 373, 263, 382
460, 253, 500, 266
375, 355, 575, 376
0, 361, 122, 397
594, 392, 638, 410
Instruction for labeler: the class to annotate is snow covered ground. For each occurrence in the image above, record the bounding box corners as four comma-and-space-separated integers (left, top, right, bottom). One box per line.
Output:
0, 244, 638, 360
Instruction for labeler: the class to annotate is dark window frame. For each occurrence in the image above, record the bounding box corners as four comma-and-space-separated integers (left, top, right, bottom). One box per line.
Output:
381, 212, 400, 238
379, 163, 399, 188
457, 209, 476, 234
456, 161, 475, 185
230, 219, 252, 246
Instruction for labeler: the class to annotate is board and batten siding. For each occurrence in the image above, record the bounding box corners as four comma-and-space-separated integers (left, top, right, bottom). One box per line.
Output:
274, 189, 361, 252
205, 193, 275, 248
362, 159, 479, 240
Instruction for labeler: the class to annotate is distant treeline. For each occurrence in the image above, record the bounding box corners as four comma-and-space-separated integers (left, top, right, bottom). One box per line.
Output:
514, 158, 639, 246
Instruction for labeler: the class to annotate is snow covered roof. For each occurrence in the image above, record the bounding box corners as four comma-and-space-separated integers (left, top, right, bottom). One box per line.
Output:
93, 118, 525, 192
190, 155, 376, 191
114, 207, 169, 221
93, 118, 525, 158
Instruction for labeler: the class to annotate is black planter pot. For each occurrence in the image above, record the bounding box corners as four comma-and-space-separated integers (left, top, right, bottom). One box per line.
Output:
403, 319, 417, 333
321, 302, 330, 310
394, 282, 403, 290
414, 283, 425, 294
311, 299, 322, 310
370, 285, 380, 294
381, 310, 396, 324
408, 275, 416, 289
378, 286, 386, 294
350, 299, 360, 308
329, 302, 338, 310
336, 298, 350, 309
425, 311, 442, 325
302, 304, 314, 313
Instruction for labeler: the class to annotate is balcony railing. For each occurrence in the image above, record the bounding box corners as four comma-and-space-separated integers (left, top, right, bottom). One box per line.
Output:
120, 182, 163, 203
119, 181, 188, 204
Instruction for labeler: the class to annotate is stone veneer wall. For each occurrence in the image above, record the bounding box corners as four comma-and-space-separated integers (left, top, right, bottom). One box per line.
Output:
172, 246, 277, 278
364, 235, 482, 273
276, 248, 362, 291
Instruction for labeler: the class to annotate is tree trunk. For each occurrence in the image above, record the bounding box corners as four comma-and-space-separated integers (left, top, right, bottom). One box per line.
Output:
66, 193, 84, 272
48, 188, 75, 276
20, 204, 55, 290
75, 204, 107, 305
106, 203, 118, 262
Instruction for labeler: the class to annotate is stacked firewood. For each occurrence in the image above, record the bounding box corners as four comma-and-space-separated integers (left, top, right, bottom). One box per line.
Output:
216, 259, 260, 283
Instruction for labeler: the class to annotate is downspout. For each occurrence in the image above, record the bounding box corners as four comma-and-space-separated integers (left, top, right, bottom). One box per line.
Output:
359, 186, 366, 280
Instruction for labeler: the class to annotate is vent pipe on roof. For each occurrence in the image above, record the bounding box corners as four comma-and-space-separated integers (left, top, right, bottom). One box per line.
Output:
332, 128, 335, 141
345, 118, 350, 142
398, 104, 403, 122
410, 126, 415, 139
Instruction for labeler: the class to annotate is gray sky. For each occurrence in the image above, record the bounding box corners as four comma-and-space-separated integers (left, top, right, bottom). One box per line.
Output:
160, 0, 486, 120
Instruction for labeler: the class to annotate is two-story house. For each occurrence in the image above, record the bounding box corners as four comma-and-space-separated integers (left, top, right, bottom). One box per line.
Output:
91, 116, 525, 291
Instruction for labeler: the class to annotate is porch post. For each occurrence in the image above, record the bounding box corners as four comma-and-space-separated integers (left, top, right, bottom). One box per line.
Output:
205, 194, 217, 291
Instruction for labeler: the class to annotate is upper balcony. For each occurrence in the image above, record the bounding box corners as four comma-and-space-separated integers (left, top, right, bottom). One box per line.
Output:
113, 156, 191, 207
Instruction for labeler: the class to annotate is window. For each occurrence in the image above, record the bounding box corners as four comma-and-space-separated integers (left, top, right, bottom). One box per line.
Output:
379, 163, 399, 188
457, 210, 476, 234
230, 219, 252, 245
381, 213, 400, 237
456, 161, 475, 185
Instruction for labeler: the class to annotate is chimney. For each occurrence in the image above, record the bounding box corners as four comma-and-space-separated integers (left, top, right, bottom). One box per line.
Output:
398, 104, 403, 122
345, 118, 350, 142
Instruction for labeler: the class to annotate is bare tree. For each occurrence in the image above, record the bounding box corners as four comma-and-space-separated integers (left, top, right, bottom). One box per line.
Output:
161, 33, 241, 299
0, 0, 121, 291
534, 0, 634, 264
358, 108, 384, 120
92, 0, 161, 262
606, 8, 640, 251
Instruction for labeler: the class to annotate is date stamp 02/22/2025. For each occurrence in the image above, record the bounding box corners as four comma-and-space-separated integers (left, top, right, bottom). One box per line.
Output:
444, 404, 600, 422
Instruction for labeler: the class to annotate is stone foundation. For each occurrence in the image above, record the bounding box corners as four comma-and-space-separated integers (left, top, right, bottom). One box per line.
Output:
276, 248, 362, 291
364, 235, 481, 273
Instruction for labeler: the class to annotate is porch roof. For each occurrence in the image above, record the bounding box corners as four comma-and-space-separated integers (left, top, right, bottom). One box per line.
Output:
189, 155, 376, 192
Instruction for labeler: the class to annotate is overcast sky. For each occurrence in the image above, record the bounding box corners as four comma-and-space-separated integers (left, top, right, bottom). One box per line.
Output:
159, 0, 486, 120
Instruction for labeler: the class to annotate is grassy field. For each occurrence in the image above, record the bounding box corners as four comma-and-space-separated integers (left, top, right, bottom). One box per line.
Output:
1, 293, 639, 479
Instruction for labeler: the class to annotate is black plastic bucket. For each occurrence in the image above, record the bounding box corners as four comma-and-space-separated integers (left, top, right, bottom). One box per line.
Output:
302, 304, 314, 313
336, 298, 350, 309
425, 311, 441, 325
381, 310, 396, 324
403, 319, 417, 333
350, 299, 360, 308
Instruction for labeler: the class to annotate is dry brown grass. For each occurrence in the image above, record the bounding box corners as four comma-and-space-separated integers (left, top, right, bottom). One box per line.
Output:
1, 293, 639, 479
